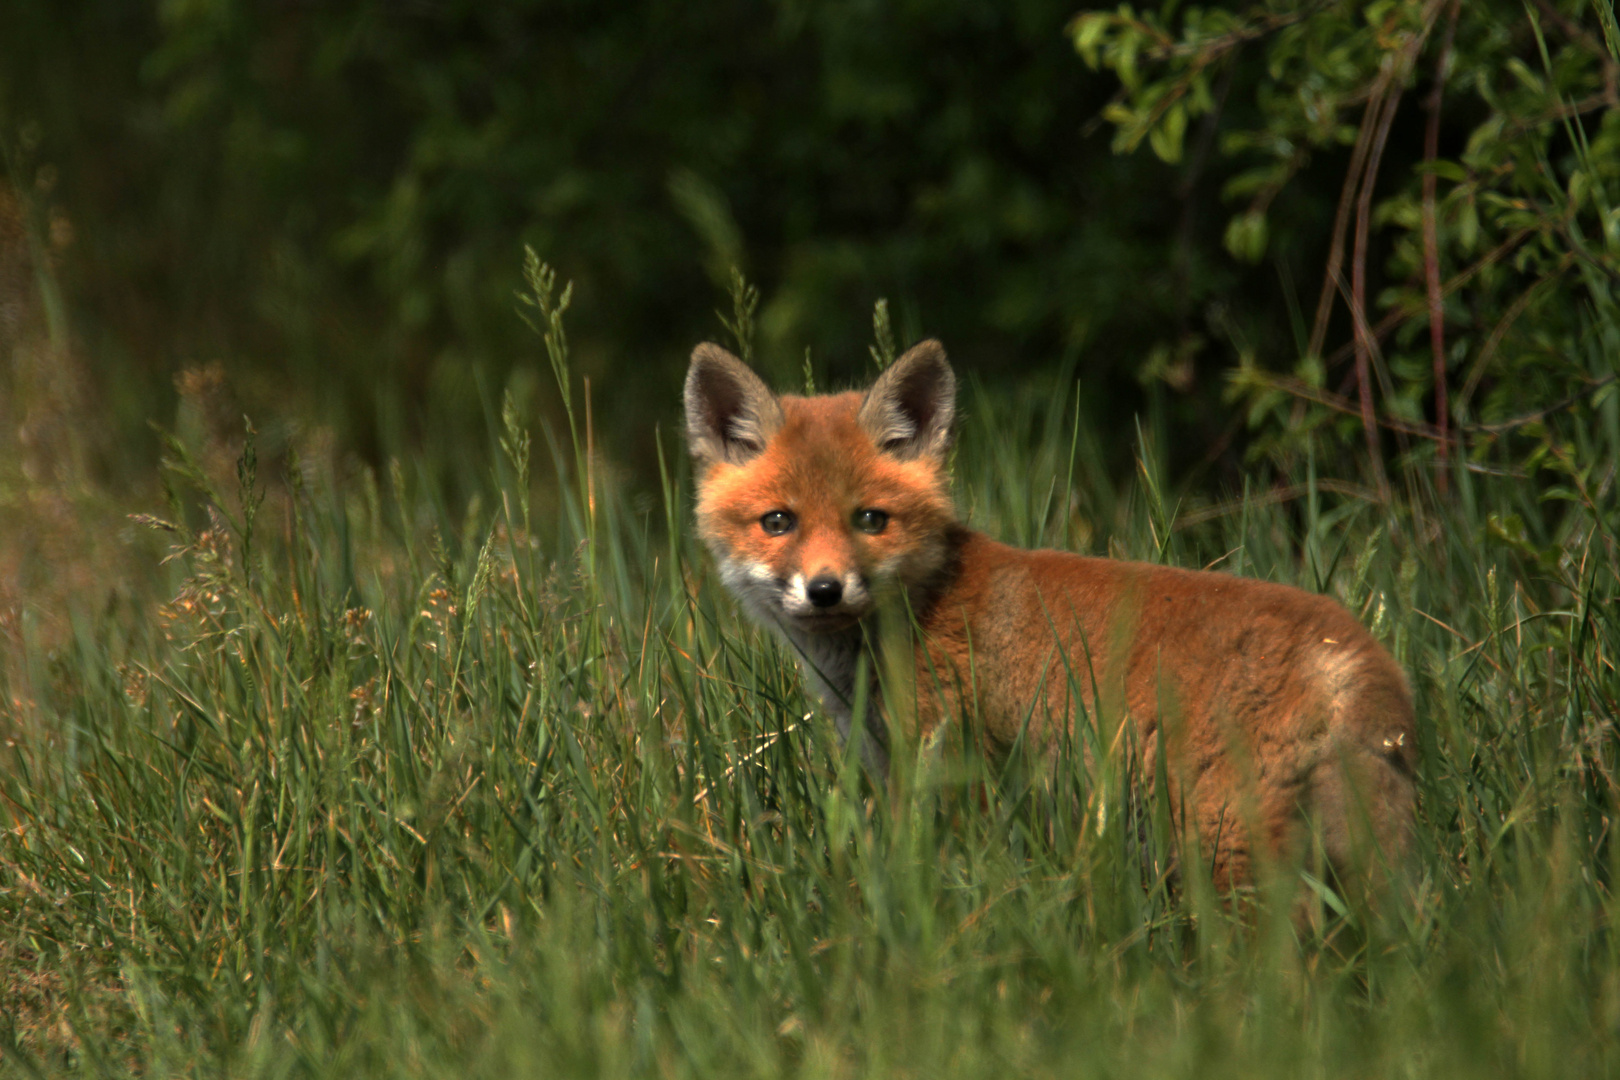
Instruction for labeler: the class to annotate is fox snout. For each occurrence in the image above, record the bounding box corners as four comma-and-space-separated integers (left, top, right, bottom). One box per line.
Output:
779, 568, 871, 625
716, 557, 873, 630
806, 575, 842, 608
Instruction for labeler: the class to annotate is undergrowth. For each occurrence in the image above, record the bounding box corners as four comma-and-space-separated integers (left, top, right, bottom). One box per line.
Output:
1, 275, 1617, 1077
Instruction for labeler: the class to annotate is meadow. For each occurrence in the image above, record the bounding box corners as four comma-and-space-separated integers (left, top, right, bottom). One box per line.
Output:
1, 251, 1617, 1077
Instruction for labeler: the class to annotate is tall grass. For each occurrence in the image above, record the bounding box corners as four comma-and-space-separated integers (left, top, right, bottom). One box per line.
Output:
1, 275, 1617, 1077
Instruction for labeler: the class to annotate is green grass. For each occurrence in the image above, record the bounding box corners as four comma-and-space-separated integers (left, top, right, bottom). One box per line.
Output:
2, 302, 1618, 1078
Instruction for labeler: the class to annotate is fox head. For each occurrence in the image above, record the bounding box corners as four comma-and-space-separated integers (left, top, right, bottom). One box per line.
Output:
684, 340, 959, 633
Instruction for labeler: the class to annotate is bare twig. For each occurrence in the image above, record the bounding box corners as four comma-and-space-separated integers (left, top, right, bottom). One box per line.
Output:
1466, 373, 1618, 434
1456, 265, 1570, 410
1423, 0, 1462, 493
1173, 479, 1379, 530
1138, 1, 1336, 63
1245, 363, 1617, 444
1500, 90, 1620, 141
1352, 74, 1409, 503
1177, 62, 1236, 201
1320, 227, 1536, 371
1307, 83, 1385, 362
1242, 370, 1450, 442
1529, 0, 1620, 77
1303, 6, 1438, 360
1312, 2, 1444, 503
1332, 265, 1403, 410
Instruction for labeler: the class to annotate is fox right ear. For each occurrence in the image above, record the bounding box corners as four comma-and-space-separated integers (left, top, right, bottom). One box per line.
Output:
859, 339, 955, 462
684, 344, 785, 466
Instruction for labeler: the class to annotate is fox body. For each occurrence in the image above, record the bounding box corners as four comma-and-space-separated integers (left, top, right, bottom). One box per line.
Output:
684, 339, 1415, 888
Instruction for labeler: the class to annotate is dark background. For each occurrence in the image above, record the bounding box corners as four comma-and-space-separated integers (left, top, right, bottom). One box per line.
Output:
0, 0, 1357, 483
10, 0, 1582, 501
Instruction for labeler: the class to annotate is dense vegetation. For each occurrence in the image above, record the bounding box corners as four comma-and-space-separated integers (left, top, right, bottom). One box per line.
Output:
3, 285, 1618, 1073
2, 0, 1619, 1075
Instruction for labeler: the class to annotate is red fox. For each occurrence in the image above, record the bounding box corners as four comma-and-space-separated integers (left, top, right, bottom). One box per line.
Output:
685, 339, 1415, 891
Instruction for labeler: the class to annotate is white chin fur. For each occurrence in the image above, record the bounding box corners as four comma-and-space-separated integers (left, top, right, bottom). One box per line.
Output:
717, 559, 782, 619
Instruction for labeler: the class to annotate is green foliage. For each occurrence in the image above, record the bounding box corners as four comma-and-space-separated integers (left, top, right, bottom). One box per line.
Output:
1077, 0, 1620, 486
11, 0, 1619, 501
2, 289, 1619, 1075
3, 0, 1240, 481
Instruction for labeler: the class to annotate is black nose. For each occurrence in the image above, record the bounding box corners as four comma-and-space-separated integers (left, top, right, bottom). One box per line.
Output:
806, 575, 843, 609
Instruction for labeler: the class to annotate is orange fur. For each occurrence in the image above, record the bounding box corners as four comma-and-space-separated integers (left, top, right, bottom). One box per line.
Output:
685, 340, 1415, 891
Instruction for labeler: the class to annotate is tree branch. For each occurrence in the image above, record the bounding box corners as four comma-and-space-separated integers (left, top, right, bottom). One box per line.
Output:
1423, 0, 1461, 493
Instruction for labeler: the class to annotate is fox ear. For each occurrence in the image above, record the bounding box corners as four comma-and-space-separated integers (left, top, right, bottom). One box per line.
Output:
685, 343, 785, 466
859, 339, 955, 462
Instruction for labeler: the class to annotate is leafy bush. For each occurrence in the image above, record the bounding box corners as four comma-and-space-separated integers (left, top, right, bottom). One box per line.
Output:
1077, 0, 1620, 501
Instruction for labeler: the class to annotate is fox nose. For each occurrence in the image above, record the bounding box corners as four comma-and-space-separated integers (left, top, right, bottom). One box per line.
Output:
806, 575, 843, 609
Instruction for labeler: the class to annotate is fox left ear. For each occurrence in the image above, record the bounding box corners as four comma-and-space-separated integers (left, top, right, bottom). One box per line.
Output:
685, 343, 785, 466
859, 339, 955, 462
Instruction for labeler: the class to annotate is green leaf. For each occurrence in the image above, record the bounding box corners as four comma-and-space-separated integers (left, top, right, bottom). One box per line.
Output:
1418, 160, 1468, 182
1070, 13, 1113, 68
1568, 169, 1590, 210
1457, 200, 1480, 253
1505, 57, 1545, 94
1223, 210, 1268, 264
1222, 165, 1285, 201
1148, 102, 1188, 164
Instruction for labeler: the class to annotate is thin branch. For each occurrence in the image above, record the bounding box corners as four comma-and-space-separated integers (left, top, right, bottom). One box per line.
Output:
1351, 71, 1406, 503
1243, 370, 1450, 442
1528, 0, 1620, 73
1349, 3, 1449, 501
1456, 265, 1570, 410
1308, 82, 1386, 361
1244, 364, 1617, 444
1500, 90, 1620, 141
1466, 373, 1618, 434
1173, 479, 1380, 530
1304, 7, 1439, 360
1141, 1, 1337, 63
1423, 0, 1462, 494
1332, 265, 1403, 407
1319, 227, 1536, 370
1177, 61, 1236, 201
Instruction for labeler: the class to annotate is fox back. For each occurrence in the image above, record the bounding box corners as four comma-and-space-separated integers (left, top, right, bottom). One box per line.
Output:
684, 340, 1416, 893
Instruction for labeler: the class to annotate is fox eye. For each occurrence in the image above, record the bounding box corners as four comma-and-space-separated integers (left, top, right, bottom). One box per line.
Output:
853, 508, 889, 535
760, 510, 796, 536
